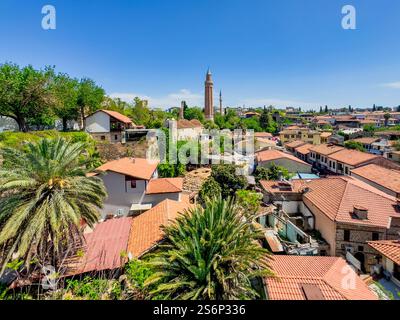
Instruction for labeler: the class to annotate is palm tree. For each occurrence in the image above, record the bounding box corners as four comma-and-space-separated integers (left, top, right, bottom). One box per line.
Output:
0, 138, 107, 274
144, 196, 272, 300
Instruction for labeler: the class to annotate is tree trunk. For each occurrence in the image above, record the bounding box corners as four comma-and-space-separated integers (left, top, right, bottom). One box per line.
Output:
18, 117, 28, 132
62, 118, 68, 132
80, 106, 85, 130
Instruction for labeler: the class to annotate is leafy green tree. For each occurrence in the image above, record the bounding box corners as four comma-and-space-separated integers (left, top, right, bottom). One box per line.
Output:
184, 106, 205, 123
102, 96, 130, 115
144, 196, 272, 300
210, 164, 248, 198
345, 141, 366, 152
259, 107, 277, 133
158, 162, 186, 178
363, 124, 376, 133
242, 117, 263, 132
199, 177, 222, 203
0, 63, 55, 132
77, 78, 105, 129
384, 113, 391, 127
52, 74, 79, 131
235, 190, 262, 218
0, 138, 107, 273
254, 163, 292, 182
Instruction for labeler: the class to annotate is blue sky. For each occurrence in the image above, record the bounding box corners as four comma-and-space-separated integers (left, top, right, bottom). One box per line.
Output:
1, 0, 400, 110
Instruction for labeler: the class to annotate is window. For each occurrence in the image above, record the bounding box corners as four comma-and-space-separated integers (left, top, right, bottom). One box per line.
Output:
101, 135, 106, 141
344, 166, 349, 175
358, 246, 364, 252
333, 162, 336, 169
344, 230, 350, 241
114, 135, 118, 140
372, 232, 379, 241
125, 176, 137, 190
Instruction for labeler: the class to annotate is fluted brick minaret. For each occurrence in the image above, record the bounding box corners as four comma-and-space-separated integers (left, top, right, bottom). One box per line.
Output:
179, 101, 185, 120
219, 90, 224, 116
204, 68, 214, 121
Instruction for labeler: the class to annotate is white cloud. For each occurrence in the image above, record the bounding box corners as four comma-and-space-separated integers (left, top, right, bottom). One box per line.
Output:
381, 82, 400, 89
109, 89, 203, 109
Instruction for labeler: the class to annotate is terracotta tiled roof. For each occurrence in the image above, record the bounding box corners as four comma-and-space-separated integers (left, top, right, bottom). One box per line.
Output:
294, 143, 314, 155
303, 177, 399, 228
95, 157, 159, 180
99, 110, 133, 124
284, 140, 307, 149
260, 180, 309, 194
265, 255, 377, 300
368, 240, 400, 265
256, 150, 311, 167
351, 164, 400, 195
255, 132, 273, 138
177, 119, 203, 129
352, 137, 380, 145
320, 132, 332, 138
146, 178, 184, 195
67, 217, 133, 275
127, 199, 193, 258
310, 144, 344, 156
328, 149, 378, 166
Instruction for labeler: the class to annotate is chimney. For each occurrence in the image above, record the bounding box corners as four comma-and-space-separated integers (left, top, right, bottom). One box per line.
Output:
353, 205, 368, 220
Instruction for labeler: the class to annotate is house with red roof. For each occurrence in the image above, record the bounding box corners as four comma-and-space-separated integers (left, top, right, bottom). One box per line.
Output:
264, 255, 377, 300
85, 109, 137, 143
368, 240, 400, 292
66, 198, 193, 277
260, 176, 400, 273
256, 149, 312, 174
90, 157, 186, 218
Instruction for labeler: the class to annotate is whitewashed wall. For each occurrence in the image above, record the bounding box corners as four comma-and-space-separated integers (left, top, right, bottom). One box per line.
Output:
86, 112, 110, 133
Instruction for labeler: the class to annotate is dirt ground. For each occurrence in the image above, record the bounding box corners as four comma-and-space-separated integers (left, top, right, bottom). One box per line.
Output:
96, 139, 149, 162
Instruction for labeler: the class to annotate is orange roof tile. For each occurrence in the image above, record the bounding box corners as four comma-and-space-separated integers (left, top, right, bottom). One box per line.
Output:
127, 199, 193, 258
303, 177, 399, 228
320, 132, 332, 138
177, 119, 203, 129
310, 144, 344, 156
328, 149, 378, 166
146, 178, 183, 195
352, 137, 380, 145
260, 180, 309, 194
256, 149, 311, 167
284, 140, 307, 149
95, 157, 159, 180
351, 164, 400, 195
67, 217, 133, 275
265, 255, 377, 300
99, 109, 133, 124
295, 143, 314, 155
255, 132, 273, 138
368, 240, 400, 265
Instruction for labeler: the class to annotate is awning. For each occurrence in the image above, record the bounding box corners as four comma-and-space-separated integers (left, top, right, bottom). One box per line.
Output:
130, 203, 153, 212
